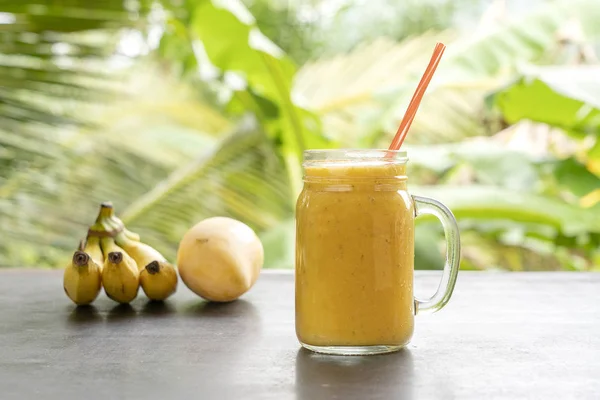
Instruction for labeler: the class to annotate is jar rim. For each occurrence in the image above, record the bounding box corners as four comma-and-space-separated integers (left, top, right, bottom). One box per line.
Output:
303, 149, 408, 164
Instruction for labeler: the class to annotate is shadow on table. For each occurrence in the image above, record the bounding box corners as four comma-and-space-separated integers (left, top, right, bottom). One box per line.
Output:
106, 303, 137, 323
67, 305, 102, 326
295, 348, 415, 400
183, 299, 261, 353
140, 300, 176, 318
184, 299, 257, 319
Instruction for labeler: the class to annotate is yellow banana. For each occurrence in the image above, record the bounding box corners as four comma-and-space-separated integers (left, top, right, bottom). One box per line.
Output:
98, 201, 141, 241
63, 250, 102, 306
112, 215, 141, 242
100, 236, 137, 267
101, 250, 140, 304
114, 231, 167, 272
82, 236, 104, 272
140, 261, 178, 301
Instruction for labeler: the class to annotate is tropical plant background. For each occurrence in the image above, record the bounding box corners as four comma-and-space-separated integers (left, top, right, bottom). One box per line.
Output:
1, 0, 599, 271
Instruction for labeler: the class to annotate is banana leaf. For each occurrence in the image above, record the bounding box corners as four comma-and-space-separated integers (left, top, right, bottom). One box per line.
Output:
176, 0, 333, 195
293, 0, 600, 146
490, 65, 600, 137
411, 185, 600, 237
488, 65, 600, 204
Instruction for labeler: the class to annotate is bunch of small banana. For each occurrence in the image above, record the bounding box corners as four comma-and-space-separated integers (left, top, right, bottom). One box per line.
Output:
63, 202, 178, 306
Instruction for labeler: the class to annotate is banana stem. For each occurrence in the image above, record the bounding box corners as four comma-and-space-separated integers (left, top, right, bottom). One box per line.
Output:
95, 202, 115, 222
89, 202, 123, 238
73, 251, 90, 266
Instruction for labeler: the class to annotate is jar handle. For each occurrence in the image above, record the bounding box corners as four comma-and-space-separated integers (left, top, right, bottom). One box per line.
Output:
412, 195, 461, 314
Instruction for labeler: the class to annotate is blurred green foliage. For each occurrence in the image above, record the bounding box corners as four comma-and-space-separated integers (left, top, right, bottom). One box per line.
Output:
0, 0, 599, 271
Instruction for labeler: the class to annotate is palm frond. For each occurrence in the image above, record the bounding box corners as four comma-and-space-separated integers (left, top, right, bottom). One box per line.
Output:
120, 117, 293, 261
0, 63, 233, 267
0, 0, 154, 131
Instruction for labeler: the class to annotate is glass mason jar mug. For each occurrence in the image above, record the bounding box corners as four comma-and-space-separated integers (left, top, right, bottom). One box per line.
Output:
295, 149, 461, 355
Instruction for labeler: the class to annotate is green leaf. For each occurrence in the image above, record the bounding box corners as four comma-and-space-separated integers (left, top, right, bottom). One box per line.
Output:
550, 157, 600, 198
412, 185, 600, 237
193, 1, 293, 100
491, 66, 600, 136
189, 0, 332, 197
405, 141, 541, 190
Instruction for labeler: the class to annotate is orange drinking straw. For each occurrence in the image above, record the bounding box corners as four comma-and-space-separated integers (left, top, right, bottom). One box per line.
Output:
388, 42, 446, 151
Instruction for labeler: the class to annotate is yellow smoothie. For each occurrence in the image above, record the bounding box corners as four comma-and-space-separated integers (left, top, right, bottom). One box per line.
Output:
295, 160, 415, 348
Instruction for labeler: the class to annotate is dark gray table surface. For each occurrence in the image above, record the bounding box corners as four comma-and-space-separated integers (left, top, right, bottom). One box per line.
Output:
0, 270, 599, 400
